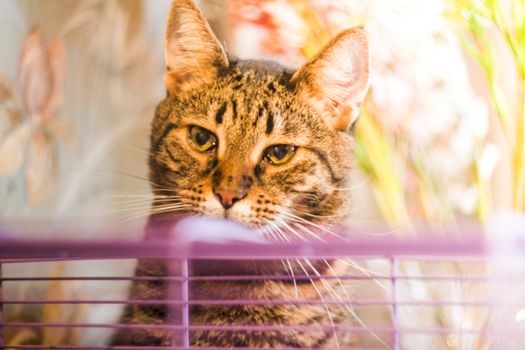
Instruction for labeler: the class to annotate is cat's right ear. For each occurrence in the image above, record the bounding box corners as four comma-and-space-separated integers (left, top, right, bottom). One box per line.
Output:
164, 0, 229, 94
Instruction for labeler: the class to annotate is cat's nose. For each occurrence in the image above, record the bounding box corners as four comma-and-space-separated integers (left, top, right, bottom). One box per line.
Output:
215, 190, 246, 210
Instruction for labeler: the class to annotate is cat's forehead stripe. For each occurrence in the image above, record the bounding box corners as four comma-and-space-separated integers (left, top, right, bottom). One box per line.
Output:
231, 99, 238, 121
254, 105, 264, 127
215, 102, 227, 124
265, 107, 274, 134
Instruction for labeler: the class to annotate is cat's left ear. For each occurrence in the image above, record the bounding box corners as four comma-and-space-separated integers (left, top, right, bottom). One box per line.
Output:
291, 28, 370, 131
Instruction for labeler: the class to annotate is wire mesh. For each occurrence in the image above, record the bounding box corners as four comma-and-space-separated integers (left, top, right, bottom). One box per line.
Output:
0, 230, 524, 349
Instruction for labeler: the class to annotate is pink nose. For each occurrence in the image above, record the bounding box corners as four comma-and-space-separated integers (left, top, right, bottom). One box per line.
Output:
215, 190, 245, 210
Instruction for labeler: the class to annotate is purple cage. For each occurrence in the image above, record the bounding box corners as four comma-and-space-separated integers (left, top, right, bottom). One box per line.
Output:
1, 221, 525, 349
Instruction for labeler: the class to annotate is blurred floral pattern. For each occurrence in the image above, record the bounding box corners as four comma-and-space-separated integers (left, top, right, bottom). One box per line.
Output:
0, 0, 167, 345
0, 0, 164, 223
0, 27, 69, 204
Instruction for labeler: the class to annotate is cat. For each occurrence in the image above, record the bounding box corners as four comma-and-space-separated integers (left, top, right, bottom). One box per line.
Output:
111, 0, 371, 347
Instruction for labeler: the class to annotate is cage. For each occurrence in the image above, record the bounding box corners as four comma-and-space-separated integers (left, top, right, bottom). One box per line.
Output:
1, 220, 525, 349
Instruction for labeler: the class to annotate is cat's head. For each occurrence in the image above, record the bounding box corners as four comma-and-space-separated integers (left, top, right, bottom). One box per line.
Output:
149, 0, 369, 236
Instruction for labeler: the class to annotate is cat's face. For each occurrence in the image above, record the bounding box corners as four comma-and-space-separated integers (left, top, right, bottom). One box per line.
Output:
148, 0, 369, 234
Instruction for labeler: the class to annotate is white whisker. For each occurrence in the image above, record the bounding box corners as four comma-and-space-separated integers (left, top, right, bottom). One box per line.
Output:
115, 204, 190, 225
285, 258, 299, 299
304, 259, 388, 348
289, 222, 326, 242
274, 217, 309, 242
336, 258, 389, 292
296, 259, 340, 350
281, 211, 346, 241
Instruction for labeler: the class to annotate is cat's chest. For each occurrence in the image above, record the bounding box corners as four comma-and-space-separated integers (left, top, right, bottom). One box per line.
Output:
189, 282, 354, 348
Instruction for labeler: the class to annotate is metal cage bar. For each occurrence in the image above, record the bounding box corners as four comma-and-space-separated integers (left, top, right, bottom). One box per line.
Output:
0, 262, 3, 347
168, 259, 190, 347
390, 257, 399, 350
0, 231, 523, 349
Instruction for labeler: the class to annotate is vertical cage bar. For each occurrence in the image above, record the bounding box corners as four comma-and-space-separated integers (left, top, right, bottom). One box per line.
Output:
181, 258, 189, 348
390, 257, 399, 350
168, 259, 189, 348
0, 263, 3, 347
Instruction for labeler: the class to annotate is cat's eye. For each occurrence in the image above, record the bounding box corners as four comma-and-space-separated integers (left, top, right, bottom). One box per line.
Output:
188, 126, 217, 153
264, 145, 297, 165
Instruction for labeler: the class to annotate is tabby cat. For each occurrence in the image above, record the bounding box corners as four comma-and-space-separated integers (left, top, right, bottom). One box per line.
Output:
112, 0, 371, 347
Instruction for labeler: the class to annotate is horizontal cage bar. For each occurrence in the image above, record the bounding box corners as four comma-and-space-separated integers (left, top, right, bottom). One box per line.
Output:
1, 299, 522, 307
3, 274, 524, 282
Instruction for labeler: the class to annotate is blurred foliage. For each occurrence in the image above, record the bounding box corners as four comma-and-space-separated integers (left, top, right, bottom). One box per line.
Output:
232, 0, 524, 230
453, 0, 525, 212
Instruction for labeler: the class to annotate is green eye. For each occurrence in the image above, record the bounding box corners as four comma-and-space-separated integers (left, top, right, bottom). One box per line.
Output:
264, 145, 297, 165
188, 126, 217, 153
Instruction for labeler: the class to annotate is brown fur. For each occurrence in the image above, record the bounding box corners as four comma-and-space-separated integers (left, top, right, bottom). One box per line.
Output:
112, 0, 370, 347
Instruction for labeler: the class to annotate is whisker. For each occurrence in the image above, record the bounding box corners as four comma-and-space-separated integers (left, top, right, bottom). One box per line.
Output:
281, 212, 346, 241
124, 198, 181, 206
260, 222, 301, 300
110, 204, 189, 221
258, 222, 279, 242
285, 258, 299, 299
260, 219, 279, 242
74, 169, 152, 184
150, 204, 191, 212
303, 212, 348, 219
100, 197, 179, 209
295, 259, 340, 350
264, 218, 294, 242
77, 169, 189, 195
100, 193, 177, 200
289, 222, 326, 243
100, 193, 162, 198
261, 221, 301, 299
100, 200, 187, 215
304, 259, 388, 348
274, 217, 308, 242
121, 143, 150, 157
115, 204, 190, 225
336, 259, 389, 292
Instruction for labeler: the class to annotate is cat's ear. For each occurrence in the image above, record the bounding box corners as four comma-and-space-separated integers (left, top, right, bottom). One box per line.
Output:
164, 0, 229, 94
291, 28, 370, 131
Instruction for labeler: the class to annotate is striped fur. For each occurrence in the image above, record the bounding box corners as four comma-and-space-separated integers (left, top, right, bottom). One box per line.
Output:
112, 0, 370, 347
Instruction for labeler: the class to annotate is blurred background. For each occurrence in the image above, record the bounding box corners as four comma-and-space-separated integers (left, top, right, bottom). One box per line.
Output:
0, 0, 523, 234
0, 0, 524, 347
